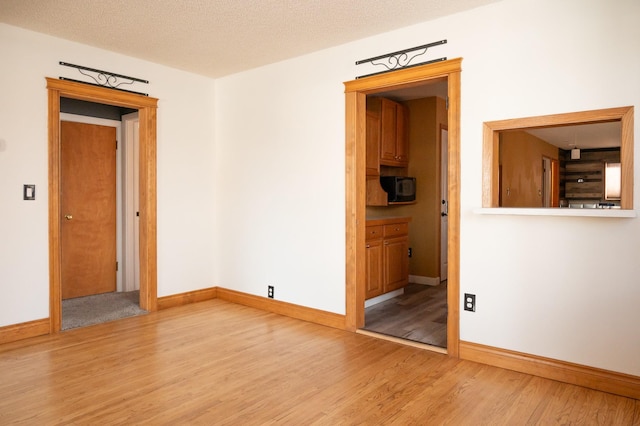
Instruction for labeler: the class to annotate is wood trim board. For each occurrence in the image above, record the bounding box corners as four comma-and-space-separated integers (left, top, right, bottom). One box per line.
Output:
0, 319, 50, 345
157, 288, 218, 310
460, 341, 640, 400
216, 288, 346, 330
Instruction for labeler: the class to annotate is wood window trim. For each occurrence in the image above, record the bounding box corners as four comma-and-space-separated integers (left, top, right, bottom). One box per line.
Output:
483, 106, 634, 210
343, 58, 462, 357
46, 78, 158, 333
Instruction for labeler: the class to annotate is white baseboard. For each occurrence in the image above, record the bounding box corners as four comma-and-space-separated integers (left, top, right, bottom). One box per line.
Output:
409, 275, 440, 286
365, 288, 404, 308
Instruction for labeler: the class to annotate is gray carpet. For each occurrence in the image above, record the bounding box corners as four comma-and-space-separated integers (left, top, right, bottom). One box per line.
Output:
62, 290, 147, 330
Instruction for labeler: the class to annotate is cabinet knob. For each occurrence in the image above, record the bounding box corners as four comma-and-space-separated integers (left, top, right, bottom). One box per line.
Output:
366, 244, 370, 248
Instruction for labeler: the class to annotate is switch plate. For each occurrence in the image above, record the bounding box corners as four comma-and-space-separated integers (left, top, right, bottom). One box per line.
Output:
23, 184, 35, 200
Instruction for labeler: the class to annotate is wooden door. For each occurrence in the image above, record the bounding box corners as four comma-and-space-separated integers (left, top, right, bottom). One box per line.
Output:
365, 239, 383, 299
379, 99, 398, 163
550, 158, 560, 207
395, 103, 409, 164
383, 236, 409, 292
365, 110, 381, 176
61, 121, 117, 299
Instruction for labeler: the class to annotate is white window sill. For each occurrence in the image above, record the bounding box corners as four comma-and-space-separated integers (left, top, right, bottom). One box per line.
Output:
474, 208, 637, 218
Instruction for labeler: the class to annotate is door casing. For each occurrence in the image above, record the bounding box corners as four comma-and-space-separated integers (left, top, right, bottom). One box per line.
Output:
440, 125, 449, 282
47, 78, 158, 333
343, 58, 462, 357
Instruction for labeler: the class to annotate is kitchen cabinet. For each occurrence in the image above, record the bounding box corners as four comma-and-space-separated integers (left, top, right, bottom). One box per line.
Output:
365, 226, 383, 299
365, 218, 410, 300
366, 110, 381, 176
367, 97, 409, 170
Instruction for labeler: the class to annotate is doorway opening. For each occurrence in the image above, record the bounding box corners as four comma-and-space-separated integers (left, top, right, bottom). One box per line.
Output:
59, 105, 145, 330
344, 59, 461, 357
47, 78, 158, 333
361, 92, 448, 349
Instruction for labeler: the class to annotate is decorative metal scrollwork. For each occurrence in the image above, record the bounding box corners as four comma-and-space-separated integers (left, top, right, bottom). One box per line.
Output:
59, 62, 149, 96
355, 40, 447, 79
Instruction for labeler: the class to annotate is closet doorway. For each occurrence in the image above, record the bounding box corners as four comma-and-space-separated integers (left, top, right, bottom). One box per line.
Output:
47, 78, 158, 333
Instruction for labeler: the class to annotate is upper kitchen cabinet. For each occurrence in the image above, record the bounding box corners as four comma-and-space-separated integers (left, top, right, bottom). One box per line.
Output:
366, 108, 381, 176
367, 97, 409, 171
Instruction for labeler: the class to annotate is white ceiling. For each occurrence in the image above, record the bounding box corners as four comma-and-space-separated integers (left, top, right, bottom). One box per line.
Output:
0, 0, 501, 78
526, 122, 621, 150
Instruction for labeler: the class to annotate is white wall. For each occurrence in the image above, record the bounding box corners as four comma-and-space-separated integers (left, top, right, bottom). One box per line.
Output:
213, 49, 347, 313
214, 0, 640, 376
2, 0, 638, 378
0, 23, 217, 326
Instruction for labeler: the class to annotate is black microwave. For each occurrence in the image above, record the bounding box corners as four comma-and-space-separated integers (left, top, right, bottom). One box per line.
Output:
380, 176, 416, 202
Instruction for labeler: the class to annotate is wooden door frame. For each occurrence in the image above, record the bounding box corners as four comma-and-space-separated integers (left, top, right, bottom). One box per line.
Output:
47, 78, 158, 333
440, 124, 449, 282
344, 58, 462, 357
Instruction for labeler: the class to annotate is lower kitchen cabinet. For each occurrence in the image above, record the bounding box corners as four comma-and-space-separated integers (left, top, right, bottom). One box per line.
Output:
365, 217, 410, 300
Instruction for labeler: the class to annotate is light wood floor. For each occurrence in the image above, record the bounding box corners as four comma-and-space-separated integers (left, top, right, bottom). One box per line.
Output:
1, 299, 638, 425
364, 282, 447, 348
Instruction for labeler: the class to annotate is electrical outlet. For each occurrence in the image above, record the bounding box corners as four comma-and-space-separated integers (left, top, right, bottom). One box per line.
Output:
408, 247, 412, 258
267, 285, 274, 299
464, 293, 476, 312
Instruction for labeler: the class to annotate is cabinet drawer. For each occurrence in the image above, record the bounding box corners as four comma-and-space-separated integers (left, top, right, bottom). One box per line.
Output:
365, 225, 383, 241
384, 223, 408, 238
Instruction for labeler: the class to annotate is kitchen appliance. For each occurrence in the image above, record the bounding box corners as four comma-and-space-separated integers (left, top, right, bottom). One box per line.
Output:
380, 176, 416, 202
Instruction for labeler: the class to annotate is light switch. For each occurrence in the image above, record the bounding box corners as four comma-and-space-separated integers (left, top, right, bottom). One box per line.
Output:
23, 184, 35, 200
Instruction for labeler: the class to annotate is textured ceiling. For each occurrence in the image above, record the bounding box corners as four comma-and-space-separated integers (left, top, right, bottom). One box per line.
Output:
0, 0, 501, 78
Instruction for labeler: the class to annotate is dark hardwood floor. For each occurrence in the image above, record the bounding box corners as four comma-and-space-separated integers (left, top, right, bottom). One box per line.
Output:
364, 282, 447, 348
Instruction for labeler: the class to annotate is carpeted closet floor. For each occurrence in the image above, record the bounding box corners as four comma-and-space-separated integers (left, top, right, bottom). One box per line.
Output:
62, 290, 147, 330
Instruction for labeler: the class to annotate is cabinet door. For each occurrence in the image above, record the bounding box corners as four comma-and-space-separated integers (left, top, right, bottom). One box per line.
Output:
365, 239, 383, 299
379, 99, 398, 164
366, 110, 381, 176
384, 236, 409, 292
395, 103, 409, 166
379, 98, 409, 167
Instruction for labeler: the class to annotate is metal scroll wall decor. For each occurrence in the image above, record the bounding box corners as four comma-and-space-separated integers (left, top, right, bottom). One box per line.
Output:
355, 39, 447, 79
59, 61, 149, 96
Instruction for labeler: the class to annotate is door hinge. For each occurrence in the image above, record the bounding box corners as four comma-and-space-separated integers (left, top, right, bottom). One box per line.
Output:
116, 261, 119, 271
115, 140, 118, 150
446, 96, 449, 110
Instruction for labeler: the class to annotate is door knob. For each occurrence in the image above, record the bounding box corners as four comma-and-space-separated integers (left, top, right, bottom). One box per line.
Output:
64, 214, 73, 220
